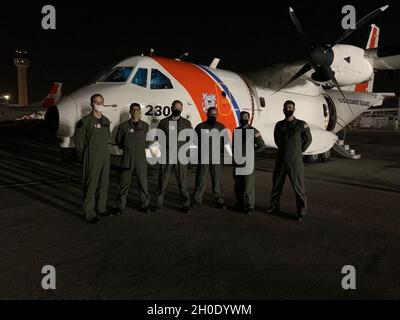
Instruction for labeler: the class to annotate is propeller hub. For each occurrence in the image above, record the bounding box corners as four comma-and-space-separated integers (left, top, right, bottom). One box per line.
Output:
309, 46, 334, 68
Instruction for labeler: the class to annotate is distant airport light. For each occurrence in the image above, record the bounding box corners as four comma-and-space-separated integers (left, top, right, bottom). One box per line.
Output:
2, 94, 11, 103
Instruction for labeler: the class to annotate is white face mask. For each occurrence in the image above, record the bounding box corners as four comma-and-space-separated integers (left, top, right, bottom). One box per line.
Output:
93, 104, 105, 113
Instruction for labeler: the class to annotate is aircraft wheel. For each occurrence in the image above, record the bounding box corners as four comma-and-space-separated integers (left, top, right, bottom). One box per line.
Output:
318, 150, 331, 162
61, 148, 77, 164
304, 154, 319, 164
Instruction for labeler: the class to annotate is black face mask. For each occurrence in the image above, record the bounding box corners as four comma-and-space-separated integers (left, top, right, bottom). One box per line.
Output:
284, 110, 294, 118
240, 119, 249, 127
171, 108, 181, 117
207, 115, 217, 126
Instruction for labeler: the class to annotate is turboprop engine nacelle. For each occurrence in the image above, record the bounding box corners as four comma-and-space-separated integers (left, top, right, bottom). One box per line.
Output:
310, 45, 374, 87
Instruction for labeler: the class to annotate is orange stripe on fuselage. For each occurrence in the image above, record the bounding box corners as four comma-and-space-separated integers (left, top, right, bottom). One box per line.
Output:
153, 57, 237, 133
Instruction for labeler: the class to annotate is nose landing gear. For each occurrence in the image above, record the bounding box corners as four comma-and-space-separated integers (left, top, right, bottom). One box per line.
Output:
303, 150, 331, 164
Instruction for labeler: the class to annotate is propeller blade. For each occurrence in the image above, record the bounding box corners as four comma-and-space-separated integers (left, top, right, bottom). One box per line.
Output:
323, 66, 355, 116
273, 63, 312, 94
289, 7, 312, 45
333, 5, 389, 46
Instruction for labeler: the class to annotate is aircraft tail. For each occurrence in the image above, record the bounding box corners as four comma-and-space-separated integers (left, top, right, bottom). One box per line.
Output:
42, 83, 63, 108
354, 24, 380, 93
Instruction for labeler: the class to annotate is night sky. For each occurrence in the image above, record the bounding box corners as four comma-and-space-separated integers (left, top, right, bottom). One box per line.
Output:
1, 0, 400, 103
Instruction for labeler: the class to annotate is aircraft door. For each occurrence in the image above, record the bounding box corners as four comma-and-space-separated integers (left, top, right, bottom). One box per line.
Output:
214, 81, 233, 119
323, 95, 337, 131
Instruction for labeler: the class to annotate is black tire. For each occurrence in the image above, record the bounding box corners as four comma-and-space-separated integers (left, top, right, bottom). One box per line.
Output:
304, 154, 319, 164
60, 148, 77, 164
318, 150, 331, 163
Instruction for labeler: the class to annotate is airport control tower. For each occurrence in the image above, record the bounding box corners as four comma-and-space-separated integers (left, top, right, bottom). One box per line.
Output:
13, 50, 30, 106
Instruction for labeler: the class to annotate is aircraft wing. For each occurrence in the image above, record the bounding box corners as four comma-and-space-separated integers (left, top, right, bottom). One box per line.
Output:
365, 46, 400, 70
246, 62, 320, 96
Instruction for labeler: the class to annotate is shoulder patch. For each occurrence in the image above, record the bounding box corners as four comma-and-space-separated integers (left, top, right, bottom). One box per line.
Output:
255, 131, 261, 138
304, 123, 309, 129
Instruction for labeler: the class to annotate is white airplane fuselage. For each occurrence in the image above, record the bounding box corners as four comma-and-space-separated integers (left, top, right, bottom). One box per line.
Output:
50, 55, 384, 156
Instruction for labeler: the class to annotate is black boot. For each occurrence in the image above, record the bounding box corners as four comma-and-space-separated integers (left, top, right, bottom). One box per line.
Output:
86, 217, 100, 224
265, 204, 280, 214
191, 201, 201, 208
114, 208, 124, 216
297, 209, 307, 222
182, 206, 191, 214
216, 202, 226, 210
141, 206, 150, 214
98, 210, 113, 217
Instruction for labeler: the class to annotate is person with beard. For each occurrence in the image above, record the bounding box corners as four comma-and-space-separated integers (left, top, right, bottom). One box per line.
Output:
115, 103, 150, 215
155, 100, 193, 213
232, 111, 266, 215
266, 100, 312, 222
192, 107, 228, 209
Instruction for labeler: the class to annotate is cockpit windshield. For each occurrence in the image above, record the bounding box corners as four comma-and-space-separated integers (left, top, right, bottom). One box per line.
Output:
96, 66, 134, 83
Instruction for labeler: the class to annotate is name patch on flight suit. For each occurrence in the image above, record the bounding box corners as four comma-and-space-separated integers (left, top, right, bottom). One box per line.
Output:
129, 128, 134, 133
94, 124, 101, 129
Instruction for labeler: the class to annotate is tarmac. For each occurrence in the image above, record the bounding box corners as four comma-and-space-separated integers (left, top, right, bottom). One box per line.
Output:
0, 121, 399, 299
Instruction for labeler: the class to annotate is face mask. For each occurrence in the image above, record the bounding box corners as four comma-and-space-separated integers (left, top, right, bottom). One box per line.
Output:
240, 119, 249, 127
207, 115, 217, 126
284, 110, 294, 118
171, 108, 181, 117
93, 104, 105, 113
131, 111, 141, 120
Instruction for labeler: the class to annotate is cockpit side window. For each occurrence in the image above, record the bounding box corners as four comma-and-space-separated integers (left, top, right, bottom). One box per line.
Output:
150, 69, 173, 90
97, 66, 133, 83
132, 68, 148, 88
